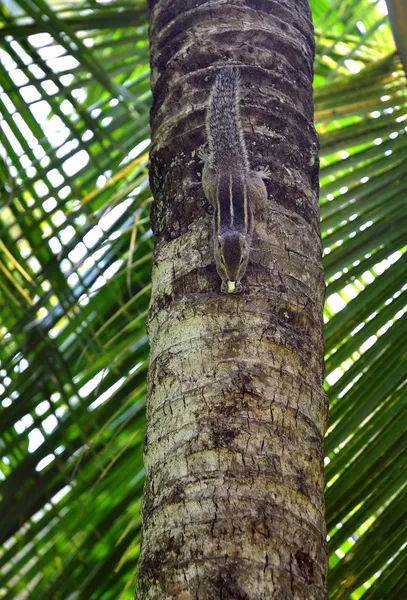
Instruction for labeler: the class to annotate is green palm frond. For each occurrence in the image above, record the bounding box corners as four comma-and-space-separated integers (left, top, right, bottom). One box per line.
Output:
0, 0, 406, 599
316, 53, 407, 599
0, 2, 151, 596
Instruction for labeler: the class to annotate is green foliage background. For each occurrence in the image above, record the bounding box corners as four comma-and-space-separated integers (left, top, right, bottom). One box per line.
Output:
0, 0, 406, 598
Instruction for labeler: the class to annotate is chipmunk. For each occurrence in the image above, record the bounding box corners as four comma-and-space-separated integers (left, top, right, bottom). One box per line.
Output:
201, 66, 269, 293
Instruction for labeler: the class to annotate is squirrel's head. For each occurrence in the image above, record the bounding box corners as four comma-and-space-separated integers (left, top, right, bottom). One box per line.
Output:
215, 232, 249, 293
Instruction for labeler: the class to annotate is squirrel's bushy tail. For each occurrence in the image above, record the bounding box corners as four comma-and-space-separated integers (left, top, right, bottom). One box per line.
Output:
206, 66, 248, 169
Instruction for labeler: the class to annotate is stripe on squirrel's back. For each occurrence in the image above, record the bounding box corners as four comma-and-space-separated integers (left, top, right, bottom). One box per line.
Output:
215, 174, 232, 232
206, 67, 249, 170
215, 173, 250, 234
231, 174, 250, 231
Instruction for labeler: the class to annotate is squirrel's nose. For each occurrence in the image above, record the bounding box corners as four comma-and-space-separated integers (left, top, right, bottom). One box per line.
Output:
227, 281, 236, 293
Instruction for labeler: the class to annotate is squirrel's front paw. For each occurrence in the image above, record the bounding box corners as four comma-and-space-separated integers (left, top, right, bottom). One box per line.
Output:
256, 165, 271, 179
198, 146, 208, 162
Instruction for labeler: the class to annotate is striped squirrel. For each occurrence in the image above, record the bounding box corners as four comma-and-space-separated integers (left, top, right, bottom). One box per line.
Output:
201, 66, 269, 293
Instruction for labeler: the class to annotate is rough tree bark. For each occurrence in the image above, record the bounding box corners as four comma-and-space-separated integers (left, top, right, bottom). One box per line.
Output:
137, 0, 328, 598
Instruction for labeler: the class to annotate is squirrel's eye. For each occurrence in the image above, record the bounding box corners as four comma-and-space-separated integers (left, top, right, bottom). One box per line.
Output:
240, 256, 244, 265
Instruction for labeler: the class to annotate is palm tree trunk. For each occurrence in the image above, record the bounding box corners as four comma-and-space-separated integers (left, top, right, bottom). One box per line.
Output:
138, 1, 328, 598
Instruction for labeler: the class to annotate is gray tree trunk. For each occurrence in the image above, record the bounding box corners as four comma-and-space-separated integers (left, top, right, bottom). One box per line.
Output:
137, 1, 328, 598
